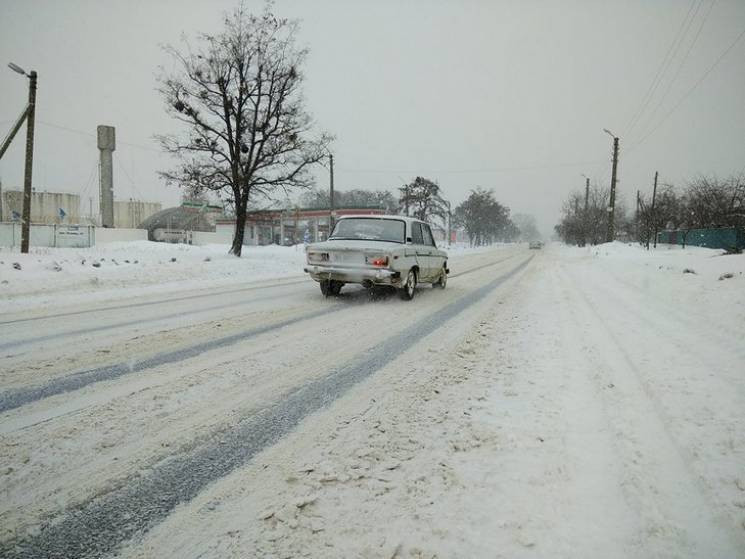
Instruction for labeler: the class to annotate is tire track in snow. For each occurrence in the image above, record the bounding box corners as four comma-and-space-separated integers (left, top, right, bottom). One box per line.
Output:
0, 304, 340, 414
0, 252, 523, 414
0, 256, 532, 559
0, 287, 309, 352
555, 265, 742, 556
0, 278, 308, 326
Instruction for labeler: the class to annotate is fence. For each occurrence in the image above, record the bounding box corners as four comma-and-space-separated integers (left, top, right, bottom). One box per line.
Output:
0, 222, 95, 248
657, 227, 745, 251
95, 228, 147, 244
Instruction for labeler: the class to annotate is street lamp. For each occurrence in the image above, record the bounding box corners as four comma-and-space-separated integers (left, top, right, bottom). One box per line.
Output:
327, 151, 335, 233
8, 62, 27, 75
7, 61, 37, 254
602, 128, 620, 243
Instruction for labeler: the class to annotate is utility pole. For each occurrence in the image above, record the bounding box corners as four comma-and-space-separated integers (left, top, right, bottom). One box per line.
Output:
603, 129, 619, 243
20, 70, 37, 253
636, 189, 641, 245
651, 171, 658, 249
583, 176, 590, 247
445, 199, 452, 246
328, 152, 335, 233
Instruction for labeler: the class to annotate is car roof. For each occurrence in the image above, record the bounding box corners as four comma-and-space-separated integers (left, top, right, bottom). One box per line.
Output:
338, 214, 425, 225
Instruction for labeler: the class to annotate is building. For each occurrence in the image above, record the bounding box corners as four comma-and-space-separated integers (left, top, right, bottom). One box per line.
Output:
1, 189, 81, 224
139, 203, 224, 242
216, 206, 387, 246
114, 200, 162, 229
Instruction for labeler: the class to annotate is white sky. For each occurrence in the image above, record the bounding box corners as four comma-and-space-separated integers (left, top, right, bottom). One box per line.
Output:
1, 0, 743, 236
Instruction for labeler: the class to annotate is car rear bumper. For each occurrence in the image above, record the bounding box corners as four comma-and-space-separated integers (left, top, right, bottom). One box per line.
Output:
304, 265, 401, 285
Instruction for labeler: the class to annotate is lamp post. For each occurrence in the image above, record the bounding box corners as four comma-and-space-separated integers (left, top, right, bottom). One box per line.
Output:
328, 151, 335, 233
603, 128, 619, 243
8, 62, 37, 254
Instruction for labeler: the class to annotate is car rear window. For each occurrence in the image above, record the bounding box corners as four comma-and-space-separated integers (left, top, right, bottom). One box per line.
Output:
330, 218, 405, 243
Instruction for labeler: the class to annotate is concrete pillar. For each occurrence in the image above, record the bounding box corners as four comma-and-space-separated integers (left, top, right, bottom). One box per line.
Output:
97, 125, 115, 228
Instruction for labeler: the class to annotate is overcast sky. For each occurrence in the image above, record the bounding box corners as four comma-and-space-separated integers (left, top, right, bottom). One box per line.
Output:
1, 0, 743, 236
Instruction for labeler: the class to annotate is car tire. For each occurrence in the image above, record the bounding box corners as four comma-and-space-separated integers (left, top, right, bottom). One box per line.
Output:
398, 269, 417, 301
434, 267, 447, 289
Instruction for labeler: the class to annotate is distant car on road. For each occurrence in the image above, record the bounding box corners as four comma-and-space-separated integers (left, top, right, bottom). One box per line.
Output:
304, 215, 448, 300
529, 241, 544, 249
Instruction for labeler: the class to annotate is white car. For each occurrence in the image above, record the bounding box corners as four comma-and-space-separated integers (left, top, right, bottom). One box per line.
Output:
304, 215, 449, 300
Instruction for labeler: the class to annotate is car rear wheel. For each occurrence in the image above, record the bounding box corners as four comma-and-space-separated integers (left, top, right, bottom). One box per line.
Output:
434, 266, 447, 289
320, 279, 343, 297
398, 269, 417, 300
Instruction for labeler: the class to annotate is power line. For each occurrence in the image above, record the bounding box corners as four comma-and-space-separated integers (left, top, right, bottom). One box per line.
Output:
36, 120, 161, 152
115, 157, 149, 202
625, 0, 701, 136
629, 24, 745, 153
336, 158, 607, 175
633, 0, 717, 142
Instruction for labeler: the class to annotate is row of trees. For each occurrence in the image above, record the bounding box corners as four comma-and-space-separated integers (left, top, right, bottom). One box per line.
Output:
636, 174, 744, 247
555, 174, 745, 247
298, 178, 527, 246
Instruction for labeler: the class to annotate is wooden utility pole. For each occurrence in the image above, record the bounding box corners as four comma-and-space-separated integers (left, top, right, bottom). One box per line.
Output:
583, 177, 590, 246
21, 70, 37, 254
636, 189, 641, 245
328, 153, 335, 232
606, 135, 619, 243
651, 171, 658, 249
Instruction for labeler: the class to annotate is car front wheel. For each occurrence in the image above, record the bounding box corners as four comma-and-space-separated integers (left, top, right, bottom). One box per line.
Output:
399, 269, 417, 300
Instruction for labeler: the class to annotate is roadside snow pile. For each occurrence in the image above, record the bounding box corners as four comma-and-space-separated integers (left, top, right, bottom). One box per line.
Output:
0, 242, 307, 313
560, 241, 745, 331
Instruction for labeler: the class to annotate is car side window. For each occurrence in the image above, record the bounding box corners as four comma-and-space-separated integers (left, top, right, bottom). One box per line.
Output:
422, 224, 436, 247
411, 222, 424, 245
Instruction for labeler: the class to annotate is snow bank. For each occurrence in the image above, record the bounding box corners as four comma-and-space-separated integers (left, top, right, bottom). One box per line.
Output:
556, 241, 745, 331
0, 242, 307, 313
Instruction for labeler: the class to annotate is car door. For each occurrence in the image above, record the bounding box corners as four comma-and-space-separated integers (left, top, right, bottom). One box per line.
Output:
421, 223, 442, 280
411, 221, 435, 281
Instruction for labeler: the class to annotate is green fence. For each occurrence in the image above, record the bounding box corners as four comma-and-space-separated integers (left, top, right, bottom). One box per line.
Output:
657, 227, 745, 251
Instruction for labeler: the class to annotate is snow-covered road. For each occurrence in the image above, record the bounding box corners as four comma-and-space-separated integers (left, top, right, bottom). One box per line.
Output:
1, 243, 743, 558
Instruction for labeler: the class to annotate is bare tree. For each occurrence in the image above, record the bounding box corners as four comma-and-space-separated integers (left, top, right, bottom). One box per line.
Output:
157, 3, 332, 256
398, 177, 448, 224
682, 174, 745, 229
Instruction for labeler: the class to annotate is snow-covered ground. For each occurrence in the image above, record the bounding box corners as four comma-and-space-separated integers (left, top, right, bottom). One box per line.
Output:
117, 242, 745, 558
1, 242, 744, 557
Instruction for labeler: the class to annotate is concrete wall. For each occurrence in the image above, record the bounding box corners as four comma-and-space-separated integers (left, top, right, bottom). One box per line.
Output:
191, 231, 232, 246
0, 222, 94, 248
114, 200, 162, 229
1, 190, 81, 224
95, 228, 148, 244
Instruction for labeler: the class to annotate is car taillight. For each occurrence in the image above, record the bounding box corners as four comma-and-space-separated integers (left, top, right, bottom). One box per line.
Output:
366, 255, 388, 267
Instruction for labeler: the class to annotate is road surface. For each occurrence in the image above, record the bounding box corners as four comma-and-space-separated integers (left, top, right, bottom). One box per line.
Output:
1, 244, 743, 558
